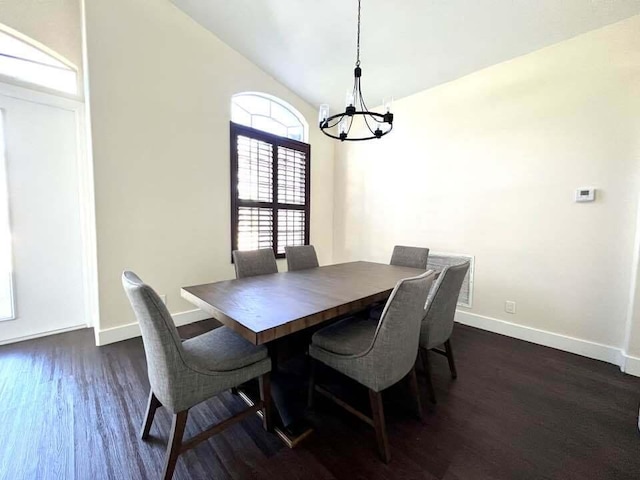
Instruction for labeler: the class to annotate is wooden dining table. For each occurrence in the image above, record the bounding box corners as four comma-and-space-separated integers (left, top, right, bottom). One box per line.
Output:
181, 260, 428, 446
181, 261, 427, 345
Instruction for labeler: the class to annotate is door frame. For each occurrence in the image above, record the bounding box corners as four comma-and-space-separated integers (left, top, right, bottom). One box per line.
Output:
0, 80, 99, 341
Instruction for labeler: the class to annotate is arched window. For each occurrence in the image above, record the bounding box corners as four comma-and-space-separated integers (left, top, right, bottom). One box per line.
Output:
230, 93, 311, 257
0, 29, 77, 94
231, 92, 308, 141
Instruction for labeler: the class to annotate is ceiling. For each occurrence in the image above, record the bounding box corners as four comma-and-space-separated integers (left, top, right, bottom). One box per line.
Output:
171, 0, 640, 109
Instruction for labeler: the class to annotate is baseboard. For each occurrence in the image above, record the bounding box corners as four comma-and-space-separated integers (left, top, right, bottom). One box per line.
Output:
0, 323, 88, 346
620, 354, 640, 377
454, 311, 637, 375
95, 306, 640, 377
96, 308, 210, 346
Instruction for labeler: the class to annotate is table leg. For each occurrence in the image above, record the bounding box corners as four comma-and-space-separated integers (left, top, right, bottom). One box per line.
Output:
238, 340, 314, 448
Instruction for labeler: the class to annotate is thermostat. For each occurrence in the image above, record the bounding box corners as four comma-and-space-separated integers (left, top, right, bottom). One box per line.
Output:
575, 188, 596, 203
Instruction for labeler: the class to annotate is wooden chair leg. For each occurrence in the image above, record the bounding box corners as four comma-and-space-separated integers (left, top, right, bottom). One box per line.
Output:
307, 358, 317, 409
162, 410, 188, 480
445, 339, 458, 379
368, 389, 391, 463
420, 348, 437, 404
140, 391, 162, 440
406, 366, 423, 421
259, 373, 274, 432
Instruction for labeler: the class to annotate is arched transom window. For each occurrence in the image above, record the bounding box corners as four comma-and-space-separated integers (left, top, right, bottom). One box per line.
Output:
0, 29, 77, 94
231, 92, 307, 141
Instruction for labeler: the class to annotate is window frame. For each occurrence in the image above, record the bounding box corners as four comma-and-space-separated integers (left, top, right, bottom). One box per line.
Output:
0, 27, 79, 96
230, 122, 311, 259
231, 92, 309, 142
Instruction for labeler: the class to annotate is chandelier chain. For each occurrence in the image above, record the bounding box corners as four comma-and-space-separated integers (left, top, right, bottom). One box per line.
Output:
356, 0, 361, 66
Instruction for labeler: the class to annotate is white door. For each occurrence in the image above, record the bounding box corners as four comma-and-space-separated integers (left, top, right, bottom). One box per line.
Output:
0, 91, 87, 343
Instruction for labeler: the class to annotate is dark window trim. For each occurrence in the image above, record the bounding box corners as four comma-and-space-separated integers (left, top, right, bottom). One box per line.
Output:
230, 122, 311, 259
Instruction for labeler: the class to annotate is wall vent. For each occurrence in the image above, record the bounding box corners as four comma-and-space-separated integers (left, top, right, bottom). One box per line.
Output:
427, 253, 475, 308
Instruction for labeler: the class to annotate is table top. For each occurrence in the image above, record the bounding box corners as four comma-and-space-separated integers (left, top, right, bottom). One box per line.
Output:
181, 261, 426, 345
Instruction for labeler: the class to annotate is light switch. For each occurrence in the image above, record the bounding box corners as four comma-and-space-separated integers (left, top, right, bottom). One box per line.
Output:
575, 188, 596, 203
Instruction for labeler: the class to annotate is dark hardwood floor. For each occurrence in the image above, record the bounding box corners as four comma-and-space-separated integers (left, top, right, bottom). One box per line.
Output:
0, 321, 638, 480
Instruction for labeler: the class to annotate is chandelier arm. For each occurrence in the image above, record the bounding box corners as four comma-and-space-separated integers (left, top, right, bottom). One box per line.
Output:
326, 114, 344, 129
357, 78, 378, 135
363, 114, 377, 135
358, 75, 371, 112
357, 76, 364, 108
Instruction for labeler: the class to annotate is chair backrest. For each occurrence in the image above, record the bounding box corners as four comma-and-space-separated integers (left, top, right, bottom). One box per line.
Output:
421, 261, 470, 349
390, 245, 429, 269
367, 270, 436, 390
285, 245, 319, 271
121, 271, 185, 408
232, 248, 278, 279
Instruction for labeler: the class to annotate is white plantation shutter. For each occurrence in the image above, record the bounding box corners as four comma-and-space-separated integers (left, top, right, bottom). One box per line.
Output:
231, 123, 310, 257
237, 207, 273, 251
277, 146, 306, 205
237, 136, 273, 202
277, 209, 306, 254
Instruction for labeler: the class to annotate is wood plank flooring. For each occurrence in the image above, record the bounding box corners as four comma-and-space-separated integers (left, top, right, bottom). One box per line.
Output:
0, 321, 638, 480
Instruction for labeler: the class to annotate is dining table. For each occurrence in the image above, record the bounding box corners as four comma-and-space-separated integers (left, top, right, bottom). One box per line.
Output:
181, 260, 428, 446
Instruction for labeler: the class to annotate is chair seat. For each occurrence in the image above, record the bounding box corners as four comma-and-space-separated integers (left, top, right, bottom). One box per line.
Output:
182, 326, 268, 372
312, 317, 377, 355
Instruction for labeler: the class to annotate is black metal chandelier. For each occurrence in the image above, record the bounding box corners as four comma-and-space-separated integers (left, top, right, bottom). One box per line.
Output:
318, 0, 394, 142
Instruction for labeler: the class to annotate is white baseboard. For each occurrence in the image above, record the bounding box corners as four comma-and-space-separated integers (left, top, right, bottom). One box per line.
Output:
95, 306, 640, 378
96, 308, 210, 346
620, 354, 640, 377
0, 323, 88, 346
455, 310, 640, 377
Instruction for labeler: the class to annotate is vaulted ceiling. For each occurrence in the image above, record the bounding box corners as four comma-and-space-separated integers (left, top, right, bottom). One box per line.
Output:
171, 0, 640, 109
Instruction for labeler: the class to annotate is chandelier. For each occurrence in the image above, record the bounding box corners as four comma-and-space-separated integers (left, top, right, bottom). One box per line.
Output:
318, 0, 394, 142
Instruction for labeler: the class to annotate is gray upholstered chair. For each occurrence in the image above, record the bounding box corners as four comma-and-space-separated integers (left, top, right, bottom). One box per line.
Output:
122, 271, 273, 480
230, 248, 277, 396
418, 261, 470, 404
390, 245, 430, 269
369, 245, 431, 322
232, 248, 278, 279
285, 245, 319, 271
308, 270, 436, 463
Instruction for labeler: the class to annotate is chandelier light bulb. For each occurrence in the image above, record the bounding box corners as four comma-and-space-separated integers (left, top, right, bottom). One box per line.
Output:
338, 118, 348, 134
383, 97, 394, 113
318, 104, 330, 126
345, 91, 355, 108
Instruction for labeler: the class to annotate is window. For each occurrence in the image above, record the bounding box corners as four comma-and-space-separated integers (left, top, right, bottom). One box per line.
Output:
231, 92, 308, 142
0, 29, 77, 94
230, 122, 310, 258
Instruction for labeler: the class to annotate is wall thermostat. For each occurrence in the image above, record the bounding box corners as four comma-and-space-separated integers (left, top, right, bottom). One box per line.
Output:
575, 187, 596, 203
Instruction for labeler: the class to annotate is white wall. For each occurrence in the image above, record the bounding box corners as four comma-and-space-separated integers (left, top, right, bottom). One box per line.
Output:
334, 16, 640, 359
84, 0, 334, 337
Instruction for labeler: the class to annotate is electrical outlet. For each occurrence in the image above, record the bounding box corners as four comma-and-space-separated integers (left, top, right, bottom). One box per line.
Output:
159, 294, 167, 305
505, 301, 516, 314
